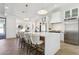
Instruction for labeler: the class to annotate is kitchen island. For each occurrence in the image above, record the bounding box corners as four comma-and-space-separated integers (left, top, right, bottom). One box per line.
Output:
27, 32, 60, 55
19, 31, 60, 55
45, 32, 60, 55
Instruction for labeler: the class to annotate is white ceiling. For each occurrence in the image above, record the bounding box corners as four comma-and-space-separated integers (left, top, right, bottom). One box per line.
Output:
4, 3, 64, 21
13, 3, 55, 20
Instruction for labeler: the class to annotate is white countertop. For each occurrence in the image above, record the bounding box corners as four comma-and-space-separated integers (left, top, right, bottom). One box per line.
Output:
23, 32, 61, 37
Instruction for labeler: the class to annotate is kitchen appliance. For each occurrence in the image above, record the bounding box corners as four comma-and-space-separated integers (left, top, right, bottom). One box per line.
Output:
64, 18, 79, 45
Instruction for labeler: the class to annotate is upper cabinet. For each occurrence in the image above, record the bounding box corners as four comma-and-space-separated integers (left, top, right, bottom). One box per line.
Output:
50, 11, 62, 23
72, 8, 78, 17
65, 10, 70, 18
65, 8, 78, 21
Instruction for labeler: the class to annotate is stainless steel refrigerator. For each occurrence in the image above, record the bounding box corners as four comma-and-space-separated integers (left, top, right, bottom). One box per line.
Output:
64, 18, 79, 45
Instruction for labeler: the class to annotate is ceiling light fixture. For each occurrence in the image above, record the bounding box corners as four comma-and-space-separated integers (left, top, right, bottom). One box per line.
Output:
24, 18, 29, 21
25, 4, 28, 7
38, 10, 48, 15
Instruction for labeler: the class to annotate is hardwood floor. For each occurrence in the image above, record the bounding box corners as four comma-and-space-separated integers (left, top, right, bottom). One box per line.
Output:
56, 41, 79, 55
0, 39, 79, 55
0, 39, 44, 55
0, 39, 26, 55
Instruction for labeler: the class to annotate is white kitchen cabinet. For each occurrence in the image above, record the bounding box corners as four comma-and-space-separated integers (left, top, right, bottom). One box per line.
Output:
45, 32, 60, 55
50, 11, 62, 23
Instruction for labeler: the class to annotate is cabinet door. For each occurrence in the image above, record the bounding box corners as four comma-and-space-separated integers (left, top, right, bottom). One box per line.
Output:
50, 11, 61, 23
65, 10, 70, 18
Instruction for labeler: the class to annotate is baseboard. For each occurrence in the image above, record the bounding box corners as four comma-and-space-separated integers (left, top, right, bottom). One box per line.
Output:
6, 37, 16, 40
60, 40, 64, 43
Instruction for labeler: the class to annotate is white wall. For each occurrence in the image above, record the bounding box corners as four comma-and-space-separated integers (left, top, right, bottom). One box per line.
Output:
16, 18, 34, 32
0, 9, 15, 39
0, 4, 5, 17
50, 23, 64, 32
5, 4, 16, 38
0, 14, 4, 17
50, 11, 62, 23
6, 15, 16, 38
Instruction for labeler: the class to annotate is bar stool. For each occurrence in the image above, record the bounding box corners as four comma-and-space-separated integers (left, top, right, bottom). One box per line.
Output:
19, 32, 25, 48
24, 32, 32, 54
30, 34, 44, 55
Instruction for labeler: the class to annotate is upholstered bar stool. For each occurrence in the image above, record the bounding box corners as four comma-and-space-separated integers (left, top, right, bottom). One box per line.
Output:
30, 33, 44, 55
19, 32, 25, 48
24, 32, 32, 54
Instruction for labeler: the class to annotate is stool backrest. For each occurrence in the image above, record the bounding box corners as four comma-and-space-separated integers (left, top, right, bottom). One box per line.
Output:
24, 32, 32, 44
19, 32, 24, 39
31, 34, 40, 45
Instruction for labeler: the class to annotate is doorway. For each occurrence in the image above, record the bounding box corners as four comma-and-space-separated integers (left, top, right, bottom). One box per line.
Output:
0, 17, 6, 39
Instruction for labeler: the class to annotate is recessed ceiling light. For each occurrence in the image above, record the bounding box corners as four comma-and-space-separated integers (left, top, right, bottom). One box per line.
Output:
5, 6, 8, 9
38, 10, 48, 15
24, 18, 29, 21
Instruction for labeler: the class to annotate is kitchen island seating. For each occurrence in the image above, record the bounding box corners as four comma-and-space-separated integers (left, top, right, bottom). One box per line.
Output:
31, 33, 44, 54
18, 32, 25, 48
18, 32, 44, 55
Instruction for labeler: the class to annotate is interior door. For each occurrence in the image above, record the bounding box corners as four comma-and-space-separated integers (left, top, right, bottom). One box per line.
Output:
0, 17, 6, 39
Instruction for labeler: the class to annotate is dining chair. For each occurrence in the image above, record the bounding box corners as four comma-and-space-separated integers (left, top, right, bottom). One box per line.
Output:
24, 32, 32, 54
19, 32, 25, 48
30, 34, 44, 55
